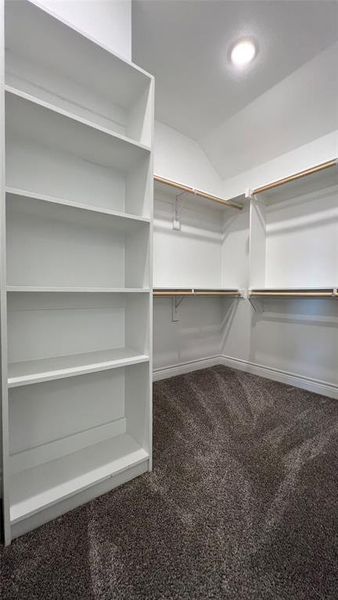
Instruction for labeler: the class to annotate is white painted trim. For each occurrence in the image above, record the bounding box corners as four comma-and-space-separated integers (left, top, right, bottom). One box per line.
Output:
153, 355, 221, 381
153, 354, 338, 400
219, 355, 338, 400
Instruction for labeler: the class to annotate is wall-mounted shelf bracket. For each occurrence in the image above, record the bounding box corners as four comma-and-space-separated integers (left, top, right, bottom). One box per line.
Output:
172, 192, 185, 230
245, 188, 254, 201
247, 294, 261, 312
153, 288, 242, 321
172, 295, 185, 322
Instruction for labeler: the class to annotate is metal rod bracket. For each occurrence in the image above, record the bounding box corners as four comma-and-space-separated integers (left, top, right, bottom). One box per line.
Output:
172, 192, 185, 230
245, 188, 254, 201
172, 296, 185, 321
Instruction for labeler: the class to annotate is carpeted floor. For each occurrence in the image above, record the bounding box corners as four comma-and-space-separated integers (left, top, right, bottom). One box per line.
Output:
1, 365, 338, 599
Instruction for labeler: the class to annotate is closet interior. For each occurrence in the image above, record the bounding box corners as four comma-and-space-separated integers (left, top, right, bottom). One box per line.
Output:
0, 0, 337, 547
153, 159, 337, 378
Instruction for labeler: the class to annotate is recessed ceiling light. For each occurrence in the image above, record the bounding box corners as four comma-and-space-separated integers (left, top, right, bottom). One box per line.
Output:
230, 39, 257, 68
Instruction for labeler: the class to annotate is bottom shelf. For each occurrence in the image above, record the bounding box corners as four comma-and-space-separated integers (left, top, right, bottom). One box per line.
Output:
10, 433, 149, 524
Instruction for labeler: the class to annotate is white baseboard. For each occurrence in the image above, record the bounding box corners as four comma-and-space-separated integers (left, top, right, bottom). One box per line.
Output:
219, 355, 338, 400
153, 355, 221, 382
153, 354, 338, 400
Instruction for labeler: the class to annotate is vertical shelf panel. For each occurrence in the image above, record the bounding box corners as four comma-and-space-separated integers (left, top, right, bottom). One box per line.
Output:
249, 198, 266, 289
0, 0, 11, 545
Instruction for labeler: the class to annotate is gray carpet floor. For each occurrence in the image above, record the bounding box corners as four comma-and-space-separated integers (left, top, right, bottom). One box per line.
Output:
1, 365, 338, 599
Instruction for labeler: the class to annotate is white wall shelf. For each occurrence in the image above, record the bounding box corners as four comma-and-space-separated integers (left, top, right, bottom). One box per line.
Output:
249, 288, 337, 298
153, 288, 241, 297
9, 362, 150, 528
6, 87, 150, 170
6, 190, 150, 289
249, 160, 338, 290
6, 87, 152, 218
154, 177, 249, 291
154, 174, 244, 211
10, 432, 149, 525
5, 0, 153, 146
6, 85, 151, 154
1, 0, 154, 545
7, 287, 150, 293
154, 156, 338, 385
252, 159, 337, 204
6, 188, 151, 226
8, 348, 149, 388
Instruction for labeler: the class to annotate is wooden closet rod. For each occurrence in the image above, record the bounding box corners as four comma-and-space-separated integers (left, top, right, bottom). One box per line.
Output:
153, 289, 241, 297
154, 290, 194, 297
249, 291, 334, 298
253, 159, 337, 195
154, 175, 242, 210
194, 291, 241, 296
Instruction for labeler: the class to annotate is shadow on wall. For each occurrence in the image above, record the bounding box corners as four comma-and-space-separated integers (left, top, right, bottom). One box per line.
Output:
153, 296, 226, 369
248, 298, 338, 384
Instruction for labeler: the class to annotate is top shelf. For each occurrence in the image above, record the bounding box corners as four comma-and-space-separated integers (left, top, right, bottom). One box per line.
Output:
154, 175, 244, 211
5, 0, 153, 146
252, 159, 338, 204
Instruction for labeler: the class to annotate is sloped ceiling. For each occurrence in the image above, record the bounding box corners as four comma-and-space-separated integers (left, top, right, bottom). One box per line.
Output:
133, 0, 338, 179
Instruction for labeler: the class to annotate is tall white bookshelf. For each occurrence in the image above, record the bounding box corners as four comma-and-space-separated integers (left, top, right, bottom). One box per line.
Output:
0, 0, 154, 544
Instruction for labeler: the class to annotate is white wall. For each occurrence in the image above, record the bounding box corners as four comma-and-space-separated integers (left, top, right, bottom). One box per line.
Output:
33, 0, 132, 60
220, 133, 338, 396
202, 42, 338, 179
153, 121, 226, 374
154, 126, 338, 398
154, 120, 223, 196
153, 297, 224, 377
223, 130, 338, 200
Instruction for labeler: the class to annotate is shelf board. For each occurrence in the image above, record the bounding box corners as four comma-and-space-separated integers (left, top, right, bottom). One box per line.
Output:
7, 287, 150, 294
6, 87, 150, 171
153, 287, 241, 297
154, 175, 244, 211
252, 159, 337, 204
6, 187, 151, 226
249, 288, 337, 298
10, 433, 149, 524
8, 348, 149, 388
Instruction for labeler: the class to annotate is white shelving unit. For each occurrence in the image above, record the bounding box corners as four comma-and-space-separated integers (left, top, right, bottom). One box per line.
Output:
1, 0, 154, 544
249, 160, 338, 291
153, 175, 247, 291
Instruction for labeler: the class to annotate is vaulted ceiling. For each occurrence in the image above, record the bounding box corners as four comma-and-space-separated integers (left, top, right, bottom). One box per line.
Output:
132, 0, 338, 178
